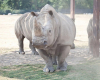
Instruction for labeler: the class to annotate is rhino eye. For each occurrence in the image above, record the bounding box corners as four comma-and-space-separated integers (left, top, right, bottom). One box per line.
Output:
49, 30, 51, 33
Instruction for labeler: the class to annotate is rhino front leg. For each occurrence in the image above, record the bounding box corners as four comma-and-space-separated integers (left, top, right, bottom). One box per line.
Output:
38, 49, 54, 72
57, 46, 70, 71
29, 42, 39, 55
52, 55, 57, 65
49, 50, 57, 65
18, 36, 25, 55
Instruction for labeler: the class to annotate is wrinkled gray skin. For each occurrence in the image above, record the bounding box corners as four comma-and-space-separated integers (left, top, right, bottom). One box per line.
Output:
31, 4, 76, 72
87, 18, 100, 54
15, 12, 39, 55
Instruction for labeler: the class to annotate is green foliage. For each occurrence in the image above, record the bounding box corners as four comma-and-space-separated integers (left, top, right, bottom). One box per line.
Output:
50, 0, 70, 11
0, 0, 93, 14
0, 59, 100, 80
75, 0, 93, 9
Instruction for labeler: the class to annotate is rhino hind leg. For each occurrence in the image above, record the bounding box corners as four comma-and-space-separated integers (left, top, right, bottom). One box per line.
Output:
18, 35, 25, 55
37, 49, 54, 72
88, 36, 96, 55
29, 42, 39, 55
57, 46, 70, 71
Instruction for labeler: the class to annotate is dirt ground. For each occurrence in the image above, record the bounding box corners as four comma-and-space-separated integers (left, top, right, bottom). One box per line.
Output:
0, 14, 93, 67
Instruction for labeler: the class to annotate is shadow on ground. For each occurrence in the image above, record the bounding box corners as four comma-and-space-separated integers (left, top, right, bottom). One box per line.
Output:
0, 47, 92, 67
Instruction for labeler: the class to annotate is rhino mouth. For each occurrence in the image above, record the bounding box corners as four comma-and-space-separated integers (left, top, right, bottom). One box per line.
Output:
32, 36, 47, 49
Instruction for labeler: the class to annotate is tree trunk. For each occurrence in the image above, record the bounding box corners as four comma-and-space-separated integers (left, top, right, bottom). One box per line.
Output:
92, 0, 100, 57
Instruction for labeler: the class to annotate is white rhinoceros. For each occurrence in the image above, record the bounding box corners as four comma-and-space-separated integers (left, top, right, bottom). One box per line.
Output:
87, 18, 100, 54
31, 4, 76, 72
87, 18, 93, 53
15, 12, 39, 55
15, 11, 57, 64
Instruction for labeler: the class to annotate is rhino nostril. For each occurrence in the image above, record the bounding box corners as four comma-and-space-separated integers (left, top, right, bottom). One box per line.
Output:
44, 41, 47, 45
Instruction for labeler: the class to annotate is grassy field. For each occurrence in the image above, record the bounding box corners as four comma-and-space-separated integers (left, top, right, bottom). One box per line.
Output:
0, 58, 100, 80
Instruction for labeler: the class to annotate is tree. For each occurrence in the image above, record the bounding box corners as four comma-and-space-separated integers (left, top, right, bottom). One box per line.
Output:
0, 0, 94, 14
75, 0, 93, 9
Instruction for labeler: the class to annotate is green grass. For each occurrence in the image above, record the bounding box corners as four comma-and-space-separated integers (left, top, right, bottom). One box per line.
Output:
0, 59, 100, 80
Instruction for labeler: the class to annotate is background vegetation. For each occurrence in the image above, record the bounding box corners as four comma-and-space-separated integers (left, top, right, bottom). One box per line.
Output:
0, 0, 93, 14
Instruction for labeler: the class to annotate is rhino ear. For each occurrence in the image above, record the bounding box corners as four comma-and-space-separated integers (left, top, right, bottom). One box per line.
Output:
48, 10, 53, 16
31, 12, 38, 16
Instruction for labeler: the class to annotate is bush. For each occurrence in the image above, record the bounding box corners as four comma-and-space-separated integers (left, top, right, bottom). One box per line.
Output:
0, 9, 39, 15
0, 9, 12, 15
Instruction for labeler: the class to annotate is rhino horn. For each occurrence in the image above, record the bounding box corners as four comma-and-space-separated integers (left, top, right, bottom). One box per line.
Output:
34, 17, 38, 27
34, 18, 42, 36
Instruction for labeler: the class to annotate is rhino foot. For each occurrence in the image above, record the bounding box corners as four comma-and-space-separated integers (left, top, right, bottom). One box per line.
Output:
43, 66, 55, 72
57, 61, 67, 71
19, 51, 25, 55
32, 51, 39, 55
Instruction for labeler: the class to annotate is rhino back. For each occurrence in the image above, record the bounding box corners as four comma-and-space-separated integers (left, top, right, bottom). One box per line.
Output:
58, 13, 76, 45
15, 12, 34, 41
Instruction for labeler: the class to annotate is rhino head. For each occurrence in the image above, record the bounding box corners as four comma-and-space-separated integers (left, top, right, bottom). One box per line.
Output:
31, 10, 57, 49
